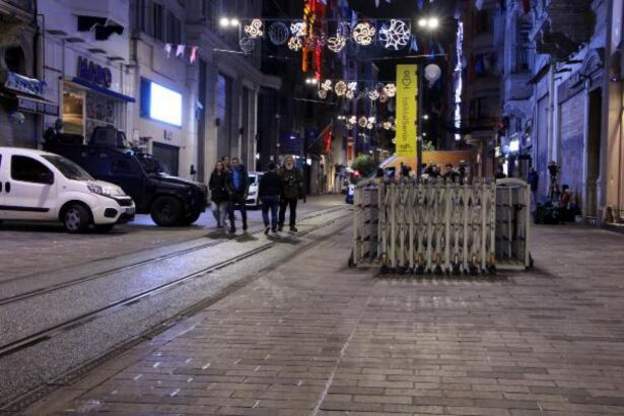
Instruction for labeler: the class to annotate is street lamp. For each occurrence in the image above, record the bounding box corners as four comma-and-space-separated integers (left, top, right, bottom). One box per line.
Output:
423, 114, 429, 120
417, 17, 440, 31
219, 17, 240, 28
305, 77, 318, 86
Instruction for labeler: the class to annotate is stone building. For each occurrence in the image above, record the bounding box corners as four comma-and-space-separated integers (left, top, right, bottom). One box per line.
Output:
0, 0, 48, 148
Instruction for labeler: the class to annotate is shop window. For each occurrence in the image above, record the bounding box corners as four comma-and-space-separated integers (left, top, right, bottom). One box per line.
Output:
11, 156, 53, 184
63, 88, 85, 136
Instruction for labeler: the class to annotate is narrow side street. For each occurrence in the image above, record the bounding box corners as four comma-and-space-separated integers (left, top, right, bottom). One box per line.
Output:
19, 224, 624, 416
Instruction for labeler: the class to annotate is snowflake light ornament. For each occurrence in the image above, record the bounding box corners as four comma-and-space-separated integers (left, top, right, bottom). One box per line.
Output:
334, 81, 347, 96
383, 121, 393, 130
384, 83, 397, 97
290, 22, 307, 38
321, 80, 333, 92
349, 115, 357, 125
288, 37, 303, 51
348, 82, 358, 92
367, 122, 374, 130
318, 89, 328, 99
327, 35, 347, 53
352, 22, 376, 46
379, 19, 411, 50
244, 19, 264, 39
346, 90, 355, 100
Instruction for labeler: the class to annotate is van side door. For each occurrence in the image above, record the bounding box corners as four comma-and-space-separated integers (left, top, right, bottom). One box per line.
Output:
2, 152, 57, 220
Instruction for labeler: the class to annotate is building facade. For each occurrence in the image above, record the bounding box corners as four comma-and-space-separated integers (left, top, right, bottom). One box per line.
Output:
0, 0, 46, 148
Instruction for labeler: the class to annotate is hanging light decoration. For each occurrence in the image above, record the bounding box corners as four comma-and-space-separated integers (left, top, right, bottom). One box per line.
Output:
321, 79, 333, 91
352, 22, 376, 46
368, 90, 380, 101
348, 82, 358, 92
378, 19, 411, 50
327, 35, 347, 53
244, 19, 264, 38
349, 115, 357, 125
318, 89, 328, 99
290, 22, 307, 37
358, 116, 368, 128
288, 37, 303, 51
334, 81, 347, 96
346, 90, 355, 100
384, 83, 397, 97
239, 37, 256, 53
269, 22, 290, 45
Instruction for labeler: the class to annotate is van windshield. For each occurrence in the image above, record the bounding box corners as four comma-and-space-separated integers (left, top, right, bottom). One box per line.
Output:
42, 155, 94, 181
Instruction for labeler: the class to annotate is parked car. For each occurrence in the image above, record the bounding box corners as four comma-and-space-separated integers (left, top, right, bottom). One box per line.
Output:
45, 127, 208, 226
246, 172, 264, 208
0, 147, 135, 233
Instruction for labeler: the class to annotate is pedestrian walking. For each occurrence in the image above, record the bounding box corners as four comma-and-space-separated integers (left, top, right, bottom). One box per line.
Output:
226, 157, 249, 233
209, 161, 229, 229
278, 155, 304, 232
258, 162, 282, 235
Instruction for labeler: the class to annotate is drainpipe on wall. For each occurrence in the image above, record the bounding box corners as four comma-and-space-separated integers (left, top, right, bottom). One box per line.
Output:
546, 59, 556, 187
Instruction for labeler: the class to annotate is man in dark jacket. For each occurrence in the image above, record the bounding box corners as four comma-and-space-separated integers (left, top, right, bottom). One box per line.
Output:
278, 156, 304, 232
226, 157, 249, 233
258, 162, 282, 234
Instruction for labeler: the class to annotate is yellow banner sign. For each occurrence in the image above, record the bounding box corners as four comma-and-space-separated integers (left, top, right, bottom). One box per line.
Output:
395, 64, 418, 157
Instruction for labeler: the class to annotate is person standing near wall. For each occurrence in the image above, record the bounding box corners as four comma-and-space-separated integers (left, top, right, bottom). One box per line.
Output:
278, 155, 304, 233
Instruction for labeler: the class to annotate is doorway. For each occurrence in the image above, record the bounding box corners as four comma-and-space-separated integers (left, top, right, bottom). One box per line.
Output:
586, 88, 602, 217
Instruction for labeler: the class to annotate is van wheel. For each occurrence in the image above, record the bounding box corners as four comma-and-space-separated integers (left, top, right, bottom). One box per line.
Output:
63, 204, 91, 233
151, 196, 183, 226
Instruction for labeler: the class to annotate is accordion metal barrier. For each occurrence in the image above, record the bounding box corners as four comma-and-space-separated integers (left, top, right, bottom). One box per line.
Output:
351, 178, 531, 274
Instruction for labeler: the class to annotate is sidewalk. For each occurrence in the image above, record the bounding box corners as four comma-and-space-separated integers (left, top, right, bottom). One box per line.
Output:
25, 224, 624, 416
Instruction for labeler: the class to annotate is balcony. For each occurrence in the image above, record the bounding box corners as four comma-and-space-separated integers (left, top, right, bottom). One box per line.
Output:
504, 73, 532, 102
0, 0, 34, 21
531, 0, 595, 59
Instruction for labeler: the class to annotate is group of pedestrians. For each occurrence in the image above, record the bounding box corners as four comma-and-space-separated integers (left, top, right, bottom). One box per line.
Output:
208, 155, 304, 235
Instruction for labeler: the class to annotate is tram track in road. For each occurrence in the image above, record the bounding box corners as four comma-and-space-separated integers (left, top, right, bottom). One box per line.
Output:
0, 205, 348, 308
0, 206, 351, 360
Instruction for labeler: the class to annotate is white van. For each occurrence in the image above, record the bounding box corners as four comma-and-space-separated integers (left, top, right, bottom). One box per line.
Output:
0, 147, 135, 233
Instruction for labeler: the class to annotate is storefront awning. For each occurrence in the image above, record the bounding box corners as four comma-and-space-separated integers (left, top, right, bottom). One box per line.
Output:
0, 89, 59, 116
70, 77, 135, 102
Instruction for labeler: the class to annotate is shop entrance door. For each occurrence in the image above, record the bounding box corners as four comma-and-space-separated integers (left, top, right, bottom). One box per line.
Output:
586, 88, 602, 218
152, 142, 179, 176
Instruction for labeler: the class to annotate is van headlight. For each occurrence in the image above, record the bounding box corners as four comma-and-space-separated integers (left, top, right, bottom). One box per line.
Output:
88, 182, 122, 197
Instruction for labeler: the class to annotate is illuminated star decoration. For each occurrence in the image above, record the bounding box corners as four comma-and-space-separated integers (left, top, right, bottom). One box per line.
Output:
379, 19, 411, 50
244, 19, 264, 38
352, 22, 376, 46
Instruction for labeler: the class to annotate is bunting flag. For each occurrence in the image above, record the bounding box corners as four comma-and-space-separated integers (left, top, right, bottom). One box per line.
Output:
175, 44, 185, 58
164, 43, 173, 58
190, 46, 199, 63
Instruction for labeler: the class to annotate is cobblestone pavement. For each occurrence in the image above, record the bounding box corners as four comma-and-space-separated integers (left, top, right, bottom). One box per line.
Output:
22, 224, 624, 416
0, 195, 343, 282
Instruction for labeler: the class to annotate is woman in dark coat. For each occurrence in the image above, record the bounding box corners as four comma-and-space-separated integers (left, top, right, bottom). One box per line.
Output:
209, 161, 229, 228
